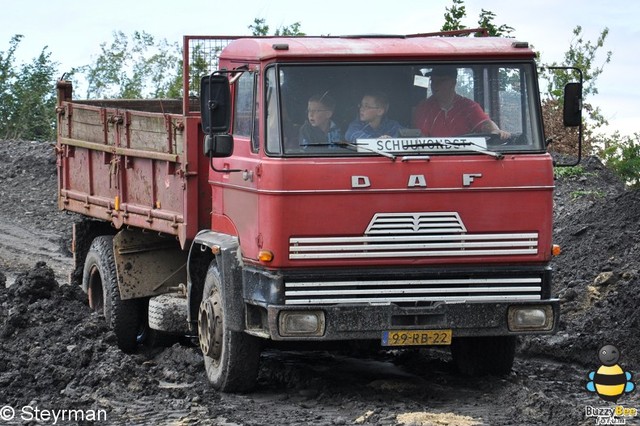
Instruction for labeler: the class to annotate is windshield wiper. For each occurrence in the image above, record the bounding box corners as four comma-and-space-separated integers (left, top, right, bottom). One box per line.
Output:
437, 138, 504, 159
337, 141, 396, 160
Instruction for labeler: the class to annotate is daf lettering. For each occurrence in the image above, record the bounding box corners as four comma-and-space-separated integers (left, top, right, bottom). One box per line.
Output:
408, 174, 427, 187
352, 176, 371, 188
463, 173, 482, 187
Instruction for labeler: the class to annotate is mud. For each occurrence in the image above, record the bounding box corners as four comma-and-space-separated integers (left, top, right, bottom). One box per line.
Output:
1, 139, 640, 425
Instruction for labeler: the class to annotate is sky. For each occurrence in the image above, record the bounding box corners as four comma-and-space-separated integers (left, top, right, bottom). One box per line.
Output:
1, 0, 637, 136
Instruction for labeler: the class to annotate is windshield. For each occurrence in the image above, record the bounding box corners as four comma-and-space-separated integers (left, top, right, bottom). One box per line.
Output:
265, 62, 544, 157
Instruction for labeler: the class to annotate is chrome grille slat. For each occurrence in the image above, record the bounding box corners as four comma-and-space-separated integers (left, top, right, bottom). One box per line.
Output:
285, 294, 542, 305
291, 248, 537, 259
286, 277, 542, 287
291, 240, 537, 252
284, 277, 543, 305
286, 286, 541, 297
290, 233, 538, 244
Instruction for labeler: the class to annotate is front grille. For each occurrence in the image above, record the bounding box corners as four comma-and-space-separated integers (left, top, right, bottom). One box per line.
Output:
284, 276, 542, 305
366, 212, 467, 234
289, 212, 539, 260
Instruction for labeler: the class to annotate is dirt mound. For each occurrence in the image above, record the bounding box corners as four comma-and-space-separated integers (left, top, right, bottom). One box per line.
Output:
0, 140, 77, 283
522, 156, 640, 368
0, 262, 223, 422
0, 140, 73, 235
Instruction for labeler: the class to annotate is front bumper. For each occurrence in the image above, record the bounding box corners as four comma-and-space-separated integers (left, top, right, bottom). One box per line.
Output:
243, 264, 559, 341
263, 299, 559, 341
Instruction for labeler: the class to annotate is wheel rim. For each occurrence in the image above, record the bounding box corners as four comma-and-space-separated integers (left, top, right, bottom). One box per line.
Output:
87, 265, 104, 313
198, 290, 223, 360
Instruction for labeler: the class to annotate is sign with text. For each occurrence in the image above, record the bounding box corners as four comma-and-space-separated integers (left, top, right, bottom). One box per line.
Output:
356, 137, 488, 154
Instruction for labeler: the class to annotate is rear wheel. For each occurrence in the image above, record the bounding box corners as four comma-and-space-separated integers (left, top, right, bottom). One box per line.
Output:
451, 336, 516, 376
198, 261, 261, 392
83, 235, 143, 353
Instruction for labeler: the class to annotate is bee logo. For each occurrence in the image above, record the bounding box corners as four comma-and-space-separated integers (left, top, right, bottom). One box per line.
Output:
586, 344, 635, 402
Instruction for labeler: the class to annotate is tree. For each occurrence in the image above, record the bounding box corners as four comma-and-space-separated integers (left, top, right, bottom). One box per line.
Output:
0, 35, 57, 141
440, 0, 513, 37
0, 35, 22, 134
477, 9, 514, 37
540, 26, 612, 155
77, 31, 181, 99
249, 18, 305, 36
441, 0, 467, 32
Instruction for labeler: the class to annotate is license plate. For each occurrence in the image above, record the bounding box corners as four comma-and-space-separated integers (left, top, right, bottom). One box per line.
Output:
381, 329, 452, 346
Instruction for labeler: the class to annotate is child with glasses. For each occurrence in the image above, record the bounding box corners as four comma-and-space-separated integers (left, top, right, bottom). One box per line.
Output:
345, 92, 401, 142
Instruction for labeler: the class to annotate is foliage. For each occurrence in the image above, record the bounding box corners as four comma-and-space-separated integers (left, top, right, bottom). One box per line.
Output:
476, 9, 514, 37
441, 0, 467, 32
75, 31, 182, 99
553, 165, 587, 179
599, 132, 640, 188
440, 0, 514, 37
542, 26, 611, 106
570, 190, 605, 199
540, 26, 611, 157
249, 18, 305, 36
0, 35, 57, 141
75, 21, 304, 100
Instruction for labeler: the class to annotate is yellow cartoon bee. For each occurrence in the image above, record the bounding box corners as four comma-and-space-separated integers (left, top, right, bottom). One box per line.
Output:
586, 344, 635, 402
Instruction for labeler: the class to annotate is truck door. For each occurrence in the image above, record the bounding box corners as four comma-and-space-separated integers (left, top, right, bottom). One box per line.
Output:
211, 70, 261, 259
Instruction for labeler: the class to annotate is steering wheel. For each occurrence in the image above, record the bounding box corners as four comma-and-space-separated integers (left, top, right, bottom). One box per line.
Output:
460, 132, 525, 146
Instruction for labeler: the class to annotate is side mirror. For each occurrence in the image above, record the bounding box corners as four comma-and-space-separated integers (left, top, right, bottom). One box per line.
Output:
203, 134, 234, 158
200, 74, 231, 134
563, 82, 582, 127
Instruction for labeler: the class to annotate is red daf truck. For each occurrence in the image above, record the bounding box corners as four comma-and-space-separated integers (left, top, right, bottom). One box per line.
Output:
56, 31, 581, 391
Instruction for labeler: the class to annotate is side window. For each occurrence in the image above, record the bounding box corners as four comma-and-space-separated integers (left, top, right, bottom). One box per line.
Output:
265, 67, 282, 154
498, 67, 526, 134
233, 72, 255, 140
455, 68, 475, 101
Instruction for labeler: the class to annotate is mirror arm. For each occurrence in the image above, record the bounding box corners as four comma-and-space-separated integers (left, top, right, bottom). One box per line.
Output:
545, 66, 583, 167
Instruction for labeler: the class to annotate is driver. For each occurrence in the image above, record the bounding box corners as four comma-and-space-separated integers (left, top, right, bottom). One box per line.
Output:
412, 66, 510, 139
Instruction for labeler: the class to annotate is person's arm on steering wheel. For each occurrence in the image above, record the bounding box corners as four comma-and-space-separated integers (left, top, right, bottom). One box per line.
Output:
478, 119, 511, 140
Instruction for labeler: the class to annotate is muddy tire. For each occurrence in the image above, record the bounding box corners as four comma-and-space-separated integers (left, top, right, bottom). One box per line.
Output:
83, 235, 143, 353
198, 261, 261, 392
148, 293, 188, 334
451, 336, 516, 376
145, 294, 188, 347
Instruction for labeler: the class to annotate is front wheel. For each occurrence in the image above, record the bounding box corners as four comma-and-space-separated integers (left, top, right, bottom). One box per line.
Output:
451, 336, 516, 376
198, 261, 261, 392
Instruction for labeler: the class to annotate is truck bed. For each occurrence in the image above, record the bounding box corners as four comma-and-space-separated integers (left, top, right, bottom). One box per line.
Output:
56, 82, 207, 249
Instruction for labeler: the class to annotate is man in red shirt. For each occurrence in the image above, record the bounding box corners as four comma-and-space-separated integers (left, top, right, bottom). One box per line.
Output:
412, 67, 510, 139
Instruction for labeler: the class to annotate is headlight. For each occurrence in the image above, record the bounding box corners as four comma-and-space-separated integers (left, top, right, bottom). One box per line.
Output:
278, 311, 325, 337
508, 305, 554, 331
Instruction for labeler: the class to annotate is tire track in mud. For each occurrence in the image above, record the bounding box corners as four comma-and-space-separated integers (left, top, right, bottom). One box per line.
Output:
0, 217, 72, 285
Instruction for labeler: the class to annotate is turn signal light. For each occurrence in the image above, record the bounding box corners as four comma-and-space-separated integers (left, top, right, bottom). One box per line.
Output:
258, 250, 274, 262
551, 244, 561, 256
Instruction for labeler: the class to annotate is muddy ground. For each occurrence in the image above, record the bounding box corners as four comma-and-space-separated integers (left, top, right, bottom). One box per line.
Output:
1, 139, 639, 425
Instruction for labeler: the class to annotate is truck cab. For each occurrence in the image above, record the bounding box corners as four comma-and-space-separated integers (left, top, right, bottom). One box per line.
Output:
192, 35, 569, 390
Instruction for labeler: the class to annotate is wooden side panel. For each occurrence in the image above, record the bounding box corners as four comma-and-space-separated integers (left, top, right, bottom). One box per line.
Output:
57, 99, 197, 249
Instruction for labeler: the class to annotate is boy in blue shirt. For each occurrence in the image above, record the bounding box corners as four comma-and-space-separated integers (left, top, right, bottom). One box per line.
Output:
345, 92, 401, 142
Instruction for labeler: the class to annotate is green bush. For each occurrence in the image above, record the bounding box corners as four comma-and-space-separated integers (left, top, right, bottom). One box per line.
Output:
600, 132, 640, 188
0, 35, 57, 141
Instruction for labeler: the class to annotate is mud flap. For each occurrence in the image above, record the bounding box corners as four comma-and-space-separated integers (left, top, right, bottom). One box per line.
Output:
113, 229, 188, 300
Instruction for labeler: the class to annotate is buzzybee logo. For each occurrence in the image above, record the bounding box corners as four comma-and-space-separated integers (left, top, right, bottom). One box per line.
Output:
584, 344, 638, 425
586, 345, 635, 402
